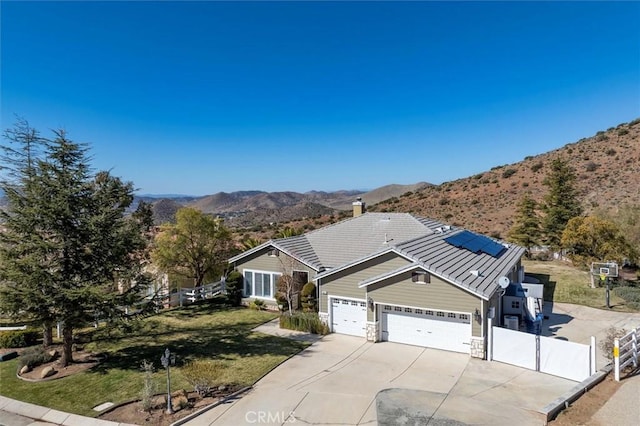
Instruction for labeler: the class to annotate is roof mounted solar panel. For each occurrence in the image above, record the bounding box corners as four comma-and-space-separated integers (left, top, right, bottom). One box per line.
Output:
444, 230, 506, 258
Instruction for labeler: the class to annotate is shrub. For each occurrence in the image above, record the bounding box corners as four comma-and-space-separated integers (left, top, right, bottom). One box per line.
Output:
0, 329, 40, 348
225, 271, 244, 306
530, 162, 543, 173
181, 360, 226, 396
585, 162, 599, 172
605, 148, 617, 156
300, 282, 317, 312
249, 299, 266, 310
617, 128, 629, 136
502, 169, 516, 179
140, 360, 157, 412
600, 327, 628, 360
18, 346, 54, 369
279, 312, 329, 335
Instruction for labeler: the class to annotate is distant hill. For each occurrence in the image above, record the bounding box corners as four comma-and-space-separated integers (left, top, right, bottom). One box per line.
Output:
367, 119, 640, 238
151, 198, 182, 225
179, 183, 434, 226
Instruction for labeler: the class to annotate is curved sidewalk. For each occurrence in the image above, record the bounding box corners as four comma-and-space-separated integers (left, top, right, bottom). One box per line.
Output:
0, 395, 135, 426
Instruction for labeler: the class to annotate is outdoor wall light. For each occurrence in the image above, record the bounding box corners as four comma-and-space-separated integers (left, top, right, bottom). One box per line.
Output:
368, 297, 374, 310
474, 308, 482, 322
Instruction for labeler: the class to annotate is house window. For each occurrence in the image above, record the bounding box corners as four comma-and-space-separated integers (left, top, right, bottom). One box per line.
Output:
394, 306, 402, 312
243, 270, 281, 299
436, 311, 445, 317
511, 301, 520, 309
404, 308, 412, 313
415, 309, 423, 315
425, 310, 434, 316
412, 271, 431, 284
448, 313, 456, 319
384, 305, 391, 311
459, 314, 470, 321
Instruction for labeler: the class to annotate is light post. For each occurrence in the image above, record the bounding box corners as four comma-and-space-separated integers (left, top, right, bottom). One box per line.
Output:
160, 348, 176, 414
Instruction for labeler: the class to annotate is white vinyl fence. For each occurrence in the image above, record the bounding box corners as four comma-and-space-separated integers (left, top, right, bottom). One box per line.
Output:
491, 326, 596, 382
614, 326, 639, 381
153, 280, 225, 308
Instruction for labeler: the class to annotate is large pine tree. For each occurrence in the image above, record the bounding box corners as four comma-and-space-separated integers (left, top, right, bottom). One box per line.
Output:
0, 123, 153, 366
541, 158, 583, 249
508, 194, 541, 256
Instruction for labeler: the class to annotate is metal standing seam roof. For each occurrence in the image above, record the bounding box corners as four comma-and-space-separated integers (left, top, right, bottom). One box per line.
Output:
393, 230, 526, 299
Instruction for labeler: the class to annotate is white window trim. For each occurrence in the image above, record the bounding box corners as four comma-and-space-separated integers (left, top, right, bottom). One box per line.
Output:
243, 269, 281, 300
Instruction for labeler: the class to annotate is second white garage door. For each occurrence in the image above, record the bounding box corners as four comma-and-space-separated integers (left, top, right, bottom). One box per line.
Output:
381, 305, 471, 353
331, 298, 367, 337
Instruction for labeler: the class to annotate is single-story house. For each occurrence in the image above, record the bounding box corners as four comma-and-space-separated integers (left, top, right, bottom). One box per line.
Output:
229, 200, 526, 358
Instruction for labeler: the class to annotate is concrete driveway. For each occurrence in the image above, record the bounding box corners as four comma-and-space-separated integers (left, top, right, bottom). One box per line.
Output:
185, 333, 576, 426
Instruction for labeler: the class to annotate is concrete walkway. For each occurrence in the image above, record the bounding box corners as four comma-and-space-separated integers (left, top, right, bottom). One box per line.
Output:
252, 318, 323, 343
0, 396, 135, 426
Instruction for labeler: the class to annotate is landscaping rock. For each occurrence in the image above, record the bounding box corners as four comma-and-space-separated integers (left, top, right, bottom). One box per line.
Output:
41, 365, 56, 378
218, 385, 227, 392
172, 395, 189, 411
48, 349, 59, 358
19, 365, 31, 375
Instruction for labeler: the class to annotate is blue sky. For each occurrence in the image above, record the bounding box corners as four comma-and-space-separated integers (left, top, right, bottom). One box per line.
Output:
2, 1, 639, 196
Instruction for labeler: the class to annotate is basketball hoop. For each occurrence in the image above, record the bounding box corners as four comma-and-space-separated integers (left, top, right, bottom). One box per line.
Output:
591, 262, 618, 309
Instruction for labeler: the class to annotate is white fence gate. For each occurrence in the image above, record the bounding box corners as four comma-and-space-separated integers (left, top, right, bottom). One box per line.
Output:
614, 327, 639, 381
491, 326, 596, 382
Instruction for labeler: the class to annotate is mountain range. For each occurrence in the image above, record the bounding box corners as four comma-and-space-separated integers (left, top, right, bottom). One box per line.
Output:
3, 119, 638, 237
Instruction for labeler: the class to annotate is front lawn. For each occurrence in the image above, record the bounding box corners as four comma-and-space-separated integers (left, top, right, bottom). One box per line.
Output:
523, 260, 637, 312
0, 300, 308, 417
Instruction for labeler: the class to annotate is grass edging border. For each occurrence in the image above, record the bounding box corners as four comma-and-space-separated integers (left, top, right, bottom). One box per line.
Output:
540, 363, 612, 424
169, 386, 252, 426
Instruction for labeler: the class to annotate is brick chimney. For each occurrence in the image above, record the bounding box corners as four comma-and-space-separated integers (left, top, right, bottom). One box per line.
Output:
352, 197, 366, 217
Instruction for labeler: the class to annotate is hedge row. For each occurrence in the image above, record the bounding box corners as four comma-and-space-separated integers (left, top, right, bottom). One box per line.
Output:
279, 312, 329, 335
0, 329, 40, 348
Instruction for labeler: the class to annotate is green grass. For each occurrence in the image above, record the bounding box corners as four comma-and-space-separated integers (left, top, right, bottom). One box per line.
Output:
0, 299, 308, 417
523, 260, 637, 312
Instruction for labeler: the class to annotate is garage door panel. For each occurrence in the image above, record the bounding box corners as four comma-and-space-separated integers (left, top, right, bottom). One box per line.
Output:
331, 298, 366, 337
381, 306, 471, 353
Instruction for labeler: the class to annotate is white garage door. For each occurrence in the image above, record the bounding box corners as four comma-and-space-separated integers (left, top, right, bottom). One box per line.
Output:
381, 305, 471, 353
331, 298, 367, 337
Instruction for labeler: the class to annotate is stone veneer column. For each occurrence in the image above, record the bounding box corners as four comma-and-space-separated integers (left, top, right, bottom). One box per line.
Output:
366, 322, 379, 342
470, 337, 485, 359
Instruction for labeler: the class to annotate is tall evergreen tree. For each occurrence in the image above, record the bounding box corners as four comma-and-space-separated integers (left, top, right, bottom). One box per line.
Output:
0, 125, 152, 366
541, 158, 583, 249
507, 194, 541, 256
0, 119, 56, 345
